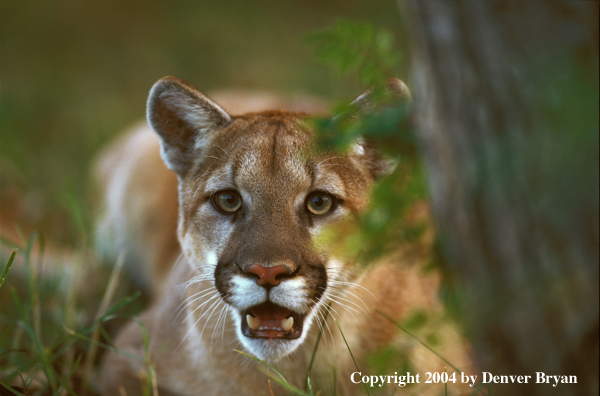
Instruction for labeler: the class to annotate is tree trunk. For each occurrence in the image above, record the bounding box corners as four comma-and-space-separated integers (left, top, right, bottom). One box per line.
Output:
404, 1, 599, 395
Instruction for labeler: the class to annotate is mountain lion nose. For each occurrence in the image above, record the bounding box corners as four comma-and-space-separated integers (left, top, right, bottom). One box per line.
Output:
245, 265, 291, 287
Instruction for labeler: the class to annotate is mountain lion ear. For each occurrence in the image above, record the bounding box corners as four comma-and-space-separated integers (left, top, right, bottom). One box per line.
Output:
349, 138, 398, 180
147, 76, 232, 177
350, 78, 411, 113
348, 78, 411, 180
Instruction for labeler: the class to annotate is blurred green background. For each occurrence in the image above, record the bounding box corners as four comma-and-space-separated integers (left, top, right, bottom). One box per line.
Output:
0, 0, 408, 245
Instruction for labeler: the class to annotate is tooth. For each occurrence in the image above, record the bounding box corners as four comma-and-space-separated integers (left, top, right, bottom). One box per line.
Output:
281, 317, 294, 332
247, 315, 261, 331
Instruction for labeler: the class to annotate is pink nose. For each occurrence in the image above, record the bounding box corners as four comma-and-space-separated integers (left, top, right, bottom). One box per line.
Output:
245, 265, 290, 286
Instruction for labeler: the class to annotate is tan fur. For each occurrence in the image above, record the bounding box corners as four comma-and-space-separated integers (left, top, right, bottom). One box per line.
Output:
94, 123, 180, 294
96, 79, 474, 395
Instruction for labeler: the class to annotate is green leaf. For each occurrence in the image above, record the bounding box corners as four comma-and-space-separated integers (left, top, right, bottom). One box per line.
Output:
306, 18, 399, 85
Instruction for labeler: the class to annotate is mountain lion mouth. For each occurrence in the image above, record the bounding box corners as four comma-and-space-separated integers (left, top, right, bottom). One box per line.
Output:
242, 301, 305, 339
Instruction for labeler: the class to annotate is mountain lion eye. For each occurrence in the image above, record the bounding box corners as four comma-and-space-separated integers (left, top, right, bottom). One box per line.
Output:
306, 192, 334, 216
212, 190, 242, 214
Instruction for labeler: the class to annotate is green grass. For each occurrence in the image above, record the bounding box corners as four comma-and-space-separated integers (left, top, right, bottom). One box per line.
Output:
0, 234, 147, 395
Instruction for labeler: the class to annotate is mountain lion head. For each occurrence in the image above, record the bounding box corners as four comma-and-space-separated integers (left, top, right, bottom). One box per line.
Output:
147, 76, 409, 361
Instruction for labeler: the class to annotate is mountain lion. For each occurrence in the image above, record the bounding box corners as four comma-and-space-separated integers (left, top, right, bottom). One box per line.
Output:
96, 77, 473, 395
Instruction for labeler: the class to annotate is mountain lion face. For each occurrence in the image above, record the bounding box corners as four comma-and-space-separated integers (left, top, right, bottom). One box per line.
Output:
147, 77, 402, 361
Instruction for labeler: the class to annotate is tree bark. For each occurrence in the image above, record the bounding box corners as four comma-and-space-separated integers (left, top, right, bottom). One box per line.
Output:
404, 1, 599, 395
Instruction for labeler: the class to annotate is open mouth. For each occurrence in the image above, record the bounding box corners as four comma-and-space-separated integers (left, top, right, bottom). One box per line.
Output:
242, 301, 305, 339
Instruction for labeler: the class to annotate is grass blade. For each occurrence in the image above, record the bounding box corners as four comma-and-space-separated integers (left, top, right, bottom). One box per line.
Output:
0, 249, 17, 289
333, 317, 370, 396
305, 302, 331, 390
233, 350, 312, 395
131, 317, 157, 396
25, 364, 40, 387
99, 291, 142, 320
307, 375, 314, 396
82, 253, 125, 396
445, 367, 448, 396
376, 309, 458, 369
0, 235, 22, 249
15, 319, 57, 391
233, 349, 289, 385
64, 326, 145, 363
0, 383, 25, 396
376, 309, 487, 396
332, 366, 336, 396
10, 288, 57, 391
52, 354, 83, 396
258, 367, 312, 396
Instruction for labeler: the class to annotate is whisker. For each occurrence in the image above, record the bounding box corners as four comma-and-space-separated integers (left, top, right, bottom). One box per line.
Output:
168, 251, 186, 276
321, 287, 371, 317
327, 297, 361, 325
316, 298, 345, 327
199, 298, 225, 339
173, 287, 217, 320
192, 168, 229, 200
180, 292, 220, 326
176, 286, 218, 311
185, 275, 216, 287
311, 303, 332, 347
214, 145, 231, 159
328, 280, 378, 302
311, 298, 335, 345
319, 163, 353, 171
316, 156, 345, 167
179, 297, 223, 347
321, 288, 368, 317
210, 302, 230, 356
212, 301, 229, 342
221, 306, 230, 341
